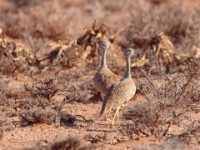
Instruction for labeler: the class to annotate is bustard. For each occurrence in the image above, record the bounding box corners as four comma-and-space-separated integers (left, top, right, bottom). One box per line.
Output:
93, 39, 118, 100
100, 48, 136, 126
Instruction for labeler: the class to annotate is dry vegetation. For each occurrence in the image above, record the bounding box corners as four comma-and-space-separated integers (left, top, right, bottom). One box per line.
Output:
0, 0, 200, 149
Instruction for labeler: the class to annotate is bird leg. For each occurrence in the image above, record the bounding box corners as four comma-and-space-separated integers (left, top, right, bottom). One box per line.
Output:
111, 106, 121, 126
105, 103, 114, 121
116, 107, 120, 124
105, 109, 112, 121
99, 93, 104, 101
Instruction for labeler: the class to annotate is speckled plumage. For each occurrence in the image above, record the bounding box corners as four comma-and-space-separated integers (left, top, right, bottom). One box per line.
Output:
93, 67, 118, 95
100, 78, 136, 115
93, 39, 118, 97
100, 48, 136, 125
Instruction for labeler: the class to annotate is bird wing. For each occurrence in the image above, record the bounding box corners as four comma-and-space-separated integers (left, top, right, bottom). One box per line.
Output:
99, 81, 119, 116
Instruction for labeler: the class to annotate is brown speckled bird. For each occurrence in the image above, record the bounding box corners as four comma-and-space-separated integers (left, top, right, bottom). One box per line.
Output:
93, 39, 118, 100
100, 48, 136, 125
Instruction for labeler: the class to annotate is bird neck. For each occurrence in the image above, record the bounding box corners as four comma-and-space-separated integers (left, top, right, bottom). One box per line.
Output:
101, 49, 107, 68
124, 56, 131, 78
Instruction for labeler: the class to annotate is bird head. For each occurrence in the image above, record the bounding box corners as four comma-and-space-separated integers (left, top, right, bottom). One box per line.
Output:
97, 39, 110, 52
125, 48, 136, 58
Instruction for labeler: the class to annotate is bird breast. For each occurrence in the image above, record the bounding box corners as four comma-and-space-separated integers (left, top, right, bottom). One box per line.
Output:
93, 67, 117, 95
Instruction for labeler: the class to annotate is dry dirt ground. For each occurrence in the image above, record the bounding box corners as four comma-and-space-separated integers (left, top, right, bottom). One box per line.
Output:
0, 0, 200, 150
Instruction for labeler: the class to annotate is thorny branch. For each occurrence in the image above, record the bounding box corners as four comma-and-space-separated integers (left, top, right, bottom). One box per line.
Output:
139, 69, 159, 94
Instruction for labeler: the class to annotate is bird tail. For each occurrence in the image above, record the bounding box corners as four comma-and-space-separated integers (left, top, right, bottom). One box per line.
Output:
99, 84, 116, 117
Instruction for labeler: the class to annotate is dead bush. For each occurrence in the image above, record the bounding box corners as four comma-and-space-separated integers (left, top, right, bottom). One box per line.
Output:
25, 78, 58, 100
123, 58, 200, 139
59, 111, 76, 126
0, 94, 55, 126
50, 137, 96, 150
77, 21, 121, 68
45, 41, 83, 68
152, 136, 185, 150
8, 0, 41, 8
178, 124, 200, 145
18, 98, 79, 127
62, 68, 90, 82
0, 45, 17, 74
149, 0, 169, 5
127, 1, 200, 50
27, 136, 97, 150
0, 1, 70, 40
0, 96, 17, 113
20, 106, 56, 125
126, 1, 200, 72
64, 80, 97, 103
84, 133, 106, 143
17, 98, 51, 110
0, 33, 40, 74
